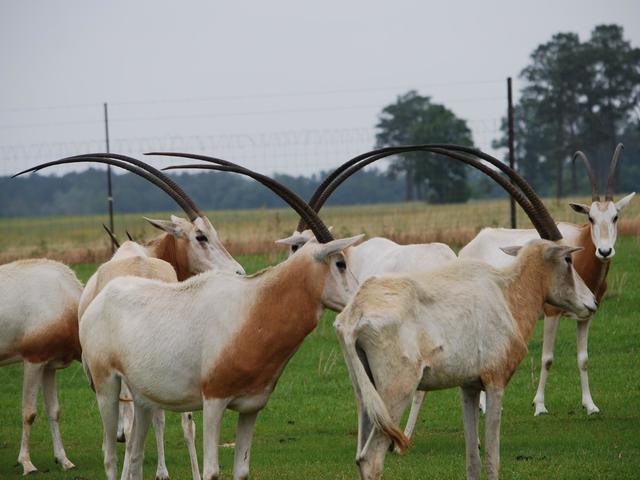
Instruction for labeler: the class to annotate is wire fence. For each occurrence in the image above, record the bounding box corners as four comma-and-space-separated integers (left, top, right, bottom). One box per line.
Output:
0, 79, 559, 264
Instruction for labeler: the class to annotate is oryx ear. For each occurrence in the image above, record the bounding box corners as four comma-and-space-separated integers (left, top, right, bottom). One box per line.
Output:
275, 231, 309, 246
615, 192, 635, 211
544, 245, 583, 261
313, 234, 365, 261
569, 203, 591, 215
500, 245, 522, 257
144, 217, 186, 237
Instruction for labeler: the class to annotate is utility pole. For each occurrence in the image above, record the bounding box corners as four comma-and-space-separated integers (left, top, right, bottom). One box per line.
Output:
104, 102, 115, 252
507, 77, 516, 229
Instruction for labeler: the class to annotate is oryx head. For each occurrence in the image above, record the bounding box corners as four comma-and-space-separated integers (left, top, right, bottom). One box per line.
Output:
145, 214, 245, 276
502, 241, 597, 320
569, 144, 635, 261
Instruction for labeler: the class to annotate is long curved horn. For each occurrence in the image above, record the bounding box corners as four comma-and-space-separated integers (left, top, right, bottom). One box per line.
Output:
102, 224, 120, 249
147, 152, 318, 236
67, 153, 202, 216
605, 143, 624, 201
300, 144, 560, 240
312, 146, 554, 239
163, 164, 334, 243
145, 151, 296, 204
572, 151, 599, 201
13, 156, 200, 221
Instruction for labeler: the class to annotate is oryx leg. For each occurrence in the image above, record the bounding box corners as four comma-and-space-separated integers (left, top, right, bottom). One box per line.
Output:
17, 361, 45, 475
479, 391, 486, 414
152, 409, 170, 480
533, 314, 560, 416
461, 386, 481, 480
42, 367, 75, 470
124, 402, 153, 480
577, 317, 599, 415
96, 374, 122, 480
202, 398, 229, 480
232, 411, 259, 480
356, 353, 417, 480
484, 385, 504, 480
117, 382, 134, 443
181, 412, 201, 480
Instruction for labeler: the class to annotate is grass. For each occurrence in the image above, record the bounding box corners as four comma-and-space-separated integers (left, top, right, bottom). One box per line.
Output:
0, 238, 639, 479
1, 196, 639, 264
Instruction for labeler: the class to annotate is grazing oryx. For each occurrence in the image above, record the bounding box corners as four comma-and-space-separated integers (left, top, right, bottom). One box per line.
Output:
333, 147, 598, 480
80, 160, 363, 480
0, 259, 83, 475
16, 153, 245, 480
459, 144, 635, 416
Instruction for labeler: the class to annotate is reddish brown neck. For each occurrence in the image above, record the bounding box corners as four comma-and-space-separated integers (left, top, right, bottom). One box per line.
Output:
505, 248, 548, 343
147, 234, 190, 281
572, 224, 610, 300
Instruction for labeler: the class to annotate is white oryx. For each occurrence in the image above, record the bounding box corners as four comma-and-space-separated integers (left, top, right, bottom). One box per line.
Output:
0, 259, 83, 475
333, 157, 597, 480
458, 144, 635, 416
278, 231, 456, 284
17, 153, 245, 480
80, 161, 363, 480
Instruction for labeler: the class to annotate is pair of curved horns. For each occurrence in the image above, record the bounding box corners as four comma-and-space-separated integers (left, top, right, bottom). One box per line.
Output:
300, 144, 562, 241
605, 143, 624, 201
147, 152, 334, 243
13, 153, 202, 221
573, 143, 624, 202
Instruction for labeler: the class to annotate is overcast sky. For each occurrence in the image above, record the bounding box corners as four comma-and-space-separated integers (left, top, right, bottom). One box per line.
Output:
1, 0, 638, 176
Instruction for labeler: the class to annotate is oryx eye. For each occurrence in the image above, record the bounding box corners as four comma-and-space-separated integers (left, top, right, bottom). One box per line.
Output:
195, 234, 208, 243
336, 260, 347, 271
613, 215, 618, 223
565, 256, 572, 265
291, 245, 299, 252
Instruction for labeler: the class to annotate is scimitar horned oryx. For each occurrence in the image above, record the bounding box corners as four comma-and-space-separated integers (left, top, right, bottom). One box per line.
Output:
332, 145, 597, 480
459, 143, 635, 416
15, 153, 245, 480
80, 159, 363, 480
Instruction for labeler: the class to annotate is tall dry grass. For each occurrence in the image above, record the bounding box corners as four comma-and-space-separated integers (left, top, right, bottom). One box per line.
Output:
1, 196, 638, 264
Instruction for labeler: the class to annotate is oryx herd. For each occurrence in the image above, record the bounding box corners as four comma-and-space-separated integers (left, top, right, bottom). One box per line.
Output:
0, 144, 634, 480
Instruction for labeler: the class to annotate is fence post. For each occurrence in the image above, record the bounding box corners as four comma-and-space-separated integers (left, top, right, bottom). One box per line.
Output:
104, 102, 115, 252
507, 77, 516, 229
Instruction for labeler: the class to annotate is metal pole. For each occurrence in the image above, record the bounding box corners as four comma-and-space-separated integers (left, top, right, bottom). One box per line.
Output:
507, 77, 516, 229
104, 102, 115, 252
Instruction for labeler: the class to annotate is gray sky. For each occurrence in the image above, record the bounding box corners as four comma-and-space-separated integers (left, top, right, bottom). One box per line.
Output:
1, 0, 639, 176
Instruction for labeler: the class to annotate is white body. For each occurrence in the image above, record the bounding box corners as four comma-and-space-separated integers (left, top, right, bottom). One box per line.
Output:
348, 237, 456, 283
81, 236, 361, 480
334, 240, 596, 480
0, 259, 83, 475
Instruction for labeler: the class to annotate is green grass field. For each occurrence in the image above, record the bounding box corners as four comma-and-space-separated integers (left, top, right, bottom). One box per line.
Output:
1, 240, 639, 479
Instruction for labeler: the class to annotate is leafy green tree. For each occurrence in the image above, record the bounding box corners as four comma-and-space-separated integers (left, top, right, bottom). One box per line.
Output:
495, 25, 640, 199
581, 25, 640, 185
376, 91, 474, 203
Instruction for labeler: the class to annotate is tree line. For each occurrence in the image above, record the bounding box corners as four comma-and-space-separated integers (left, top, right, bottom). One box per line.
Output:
0, 167, 406, 217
